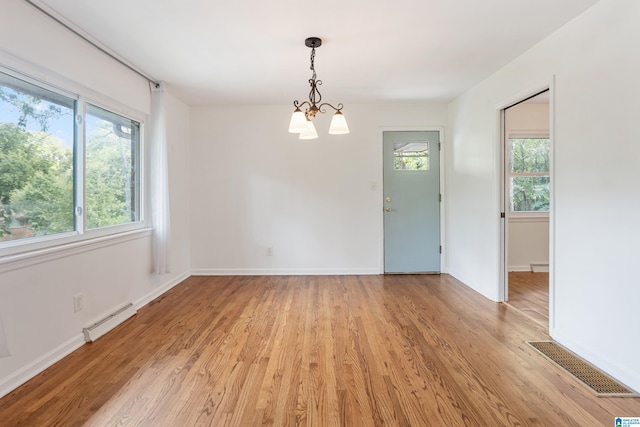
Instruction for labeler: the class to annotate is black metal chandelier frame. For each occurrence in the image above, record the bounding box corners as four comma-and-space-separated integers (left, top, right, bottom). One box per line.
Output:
292, 37, 344, 119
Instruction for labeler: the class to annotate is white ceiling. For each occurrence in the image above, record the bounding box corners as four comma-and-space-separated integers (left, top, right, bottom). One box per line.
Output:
35, 0, 599, 106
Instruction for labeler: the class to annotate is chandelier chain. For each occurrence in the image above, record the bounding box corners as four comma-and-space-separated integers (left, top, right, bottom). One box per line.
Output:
310, 46, 316, 75
308, 46, 322, 111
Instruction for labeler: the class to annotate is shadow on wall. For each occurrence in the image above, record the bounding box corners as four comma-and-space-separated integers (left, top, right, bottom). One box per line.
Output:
0, 315, 10, 358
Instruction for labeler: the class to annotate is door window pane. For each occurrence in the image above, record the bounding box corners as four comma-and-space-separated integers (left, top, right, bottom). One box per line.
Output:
0, 72, 75, 241
394, 141, 429, 171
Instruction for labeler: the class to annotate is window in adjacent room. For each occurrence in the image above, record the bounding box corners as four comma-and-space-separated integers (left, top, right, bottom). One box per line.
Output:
508, 137, 549, 212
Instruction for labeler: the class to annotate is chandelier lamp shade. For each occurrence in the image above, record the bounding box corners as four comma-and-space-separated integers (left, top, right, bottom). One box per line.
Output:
288, 37, 349, 139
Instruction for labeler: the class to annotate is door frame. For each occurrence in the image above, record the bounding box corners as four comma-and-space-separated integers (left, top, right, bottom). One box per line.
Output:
378, 126, 445, 274
496, 77, 556, 330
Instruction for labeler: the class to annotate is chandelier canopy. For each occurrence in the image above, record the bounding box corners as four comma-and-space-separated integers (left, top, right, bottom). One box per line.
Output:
288, 37, 349, 139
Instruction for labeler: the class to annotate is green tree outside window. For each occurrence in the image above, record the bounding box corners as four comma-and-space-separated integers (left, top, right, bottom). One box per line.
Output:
1, 72, 140, 242
508, 138, 550, 212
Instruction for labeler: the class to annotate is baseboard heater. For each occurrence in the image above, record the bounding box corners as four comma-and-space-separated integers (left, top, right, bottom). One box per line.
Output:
530, 263, 549, 273
82, 303, 136, 342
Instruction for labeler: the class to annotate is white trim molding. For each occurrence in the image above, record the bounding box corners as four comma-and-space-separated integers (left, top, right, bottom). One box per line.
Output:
191, 268, 381, 276
0, 335, 84, 399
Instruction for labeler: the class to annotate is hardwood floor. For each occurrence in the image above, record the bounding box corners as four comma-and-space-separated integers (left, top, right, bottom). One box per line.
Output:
1, 275, 638, 426
507, 272, 549, 328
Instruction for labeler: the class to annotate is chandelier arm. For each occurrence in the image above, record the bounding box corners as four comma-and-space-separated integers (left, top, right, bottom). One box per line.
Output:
317, 102, 344, 114
293, 100, 311, 109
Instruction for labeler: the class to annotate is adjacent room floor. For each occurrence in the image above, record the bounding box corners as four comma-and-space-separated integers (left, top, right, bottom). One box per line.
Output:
507, 271, 549, 328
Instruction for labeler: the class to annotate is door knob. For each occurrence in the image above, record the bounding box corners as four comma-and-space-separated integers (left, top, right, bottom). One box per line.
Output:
385, 206, 392, 212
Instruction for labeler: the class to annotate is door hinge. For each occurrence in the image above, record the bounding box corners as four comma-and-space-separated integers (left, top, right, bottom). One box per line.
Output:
439, 194, 442, 202
500, 212, 505, 218
438, 142, 441, 151
439, 245, 442, 254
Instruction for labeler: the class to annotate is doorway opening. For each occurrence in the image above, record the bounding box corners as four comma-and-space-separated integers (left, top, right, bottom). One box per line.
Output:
501, 90, 550, 328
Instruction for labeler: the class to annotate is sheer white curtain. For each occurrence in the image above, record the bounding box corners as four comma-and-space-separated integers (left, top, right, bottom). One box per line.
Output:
0, 314, 10, 358
150, 82, 171, 274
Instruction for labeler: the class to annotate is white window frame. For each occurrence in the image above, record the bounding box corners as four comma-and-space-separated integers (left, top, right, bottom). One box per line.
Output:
506, 131, 550, 219
0, 65, 148, 262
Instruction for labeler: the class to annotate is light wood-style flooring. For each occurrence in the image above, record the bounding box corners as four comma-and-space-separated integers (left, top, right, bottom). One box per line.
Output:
507, 272, 549, 328
1, 274, 638, 426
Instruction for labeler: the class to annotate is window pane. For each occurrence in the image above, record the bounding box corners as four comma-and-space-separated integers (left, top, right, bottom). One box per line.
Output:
509, 138, 549, 173
394, 141, 429, 171
85, 104, 140, 229
510, 176, 550, 212
0, 72, 75, 242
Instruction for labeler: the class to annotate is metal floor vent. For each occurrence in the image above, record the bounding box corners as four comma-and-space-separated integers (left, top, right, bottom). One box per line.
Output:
527, 341, 638, 397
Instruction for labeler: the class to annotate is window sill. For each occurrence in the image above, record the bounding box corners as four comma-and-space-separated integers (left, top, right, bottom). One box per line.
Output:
0, 228, 152, 274
508, 214, 549, 223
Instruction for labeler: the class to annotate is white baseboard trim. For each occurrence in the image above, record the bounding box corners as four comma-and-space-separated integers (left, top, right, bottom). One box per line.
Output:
447, 269, 500, 302
509, 265, 532, 272
508, 264, 550, 273
0, 334, 84, 399
191, 268, 381, 276
133, 271, 191, 309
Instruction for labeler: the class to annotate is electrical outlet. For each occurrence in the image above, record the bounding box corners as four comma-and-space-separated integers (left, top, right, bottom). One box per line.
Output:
267, 247, 273, 256
73, 293, 84, 313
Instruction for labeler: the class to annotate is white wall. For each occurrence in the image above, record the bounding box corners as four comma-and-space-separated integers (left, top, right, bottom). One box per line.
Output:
506, 102, 549, 132
508, 219, 549, 271
506, 103, 550, 271
190, 104, 447, 274
447, 0, 640, 391
0, 1, 191, 397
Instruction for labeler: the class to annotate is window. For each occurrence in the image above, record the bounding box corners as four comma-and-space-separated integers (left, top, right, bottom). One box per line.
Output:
85, 104, 140, 229
394, 141, 429, 171
508, 137, 549, 212
0, 69, 142, 248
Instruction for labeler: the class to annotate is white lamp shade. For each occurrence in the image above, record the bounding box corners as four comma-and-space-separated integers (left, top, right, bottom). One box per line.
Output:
328, 111, 350, 134
288, 108, 307, 133
298, 119, 318, 140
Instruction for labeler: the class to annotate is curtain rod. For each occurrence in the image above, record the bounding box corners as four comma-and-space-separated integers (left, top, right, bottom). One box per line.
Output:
24, 0, 160, 88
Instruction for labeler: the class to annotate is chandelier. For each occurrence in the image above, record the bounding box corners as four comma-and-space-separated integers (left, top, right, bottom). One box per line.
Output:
288, 37, 349, 139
